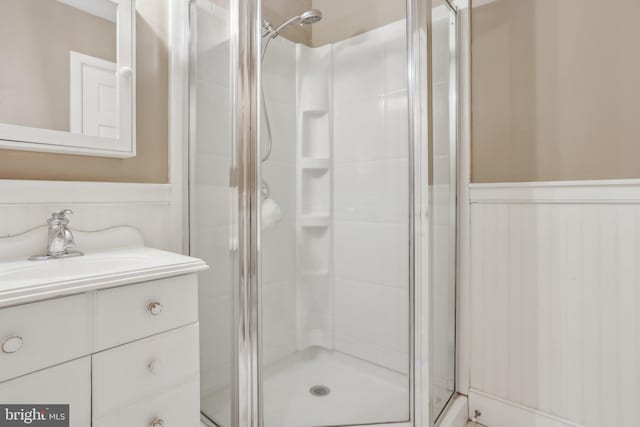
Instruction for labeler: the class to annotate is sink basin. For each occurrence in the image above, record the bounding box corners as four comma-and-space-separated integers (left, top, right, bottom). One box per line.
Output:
0, 246, 208, 308
0, 225, 208, 308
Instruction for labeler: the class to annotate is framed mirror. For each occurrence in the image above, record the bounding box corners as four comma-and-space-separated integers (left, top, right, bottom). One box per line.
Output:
0, 0, 135, 158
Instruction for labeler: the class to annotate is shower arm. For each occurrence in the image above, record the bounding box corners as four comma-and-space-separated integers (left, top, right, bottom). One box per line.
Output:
272, 15, 303, 36
262, 20, 275, 38
263, 15, 302, 41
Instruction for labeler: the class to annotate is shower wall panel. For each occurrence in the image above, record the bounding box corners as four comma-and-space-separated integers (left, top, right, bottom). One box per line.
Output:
332, 20, 409, 374
289, 20, 410, 373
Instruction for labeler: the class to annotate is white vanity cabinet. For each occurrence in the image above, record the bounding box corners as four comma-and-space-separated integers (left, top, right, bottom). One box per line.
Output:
0, 271, 203, 427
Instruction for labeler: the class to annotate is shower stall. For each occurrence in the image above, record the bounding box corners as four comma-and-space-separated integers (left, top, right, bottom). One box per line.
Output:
188, 0, 459, 425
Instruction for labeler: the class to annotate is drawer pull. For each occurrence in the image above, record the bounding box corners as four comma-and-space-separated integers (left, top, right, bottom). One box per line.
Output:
148, 302, 163, 316
150, 418, 165, 427
148, 359, 163, 375
2, 336, 23, 354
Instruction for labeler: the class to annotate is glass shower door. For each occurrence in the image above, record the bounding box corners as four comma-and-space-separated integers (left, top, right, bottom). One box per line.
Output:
189, 1, 234, 426
430, 0, 457, 421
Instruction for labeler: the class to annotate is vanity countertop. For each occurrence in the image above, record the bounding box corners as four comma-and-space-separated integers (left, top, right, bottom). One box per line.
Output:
0, 246, 208, 308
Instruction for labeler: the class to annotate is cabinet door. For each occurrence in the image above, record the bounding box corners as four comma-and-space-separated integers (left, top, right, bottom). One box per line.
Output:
0, 293, 92, 382
0, 357, 91, 426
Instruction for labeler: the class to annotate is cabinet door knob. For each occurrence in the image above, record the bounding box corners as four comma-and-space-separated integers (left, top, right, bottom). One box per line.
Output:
148, 359, 162, 375
2, 336, 23, 354
150, 418, 165, 427
119, 66, 134, 78
148, 302, 163, 316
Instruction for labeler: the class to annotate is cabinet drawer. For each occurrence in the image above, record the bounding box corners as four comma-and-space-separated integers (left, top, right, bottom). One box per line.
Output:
92, 323, 200, 419
0, 294, 92, 382
93, 377, 200, 427
0, 357, 91, 426
93, 378, 200, 427
95, 274, 198, 350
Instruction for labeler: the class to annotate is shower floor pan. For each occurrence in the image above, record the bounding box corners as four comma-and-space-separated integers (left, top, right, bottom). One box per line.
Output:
202, 347, 408, 427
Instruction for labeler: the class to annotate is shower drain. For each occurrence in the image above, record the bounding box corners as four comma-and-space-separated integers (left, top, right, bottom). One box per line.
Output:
309, 385, 331, 397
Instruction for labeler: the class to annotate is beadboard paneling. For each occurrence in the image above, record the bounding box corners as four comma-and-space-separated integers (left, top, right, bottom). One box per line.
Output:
469, 181, 640, 427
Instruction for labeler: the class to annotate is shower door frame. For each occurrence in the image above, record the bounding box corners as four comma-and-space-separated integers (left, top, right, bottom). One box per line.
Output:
228, 0, 434, 426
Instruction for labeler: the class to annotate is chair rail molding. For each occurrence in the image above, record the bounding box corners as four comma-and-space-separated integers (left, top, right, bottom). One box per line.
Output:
470, 179, 640, 204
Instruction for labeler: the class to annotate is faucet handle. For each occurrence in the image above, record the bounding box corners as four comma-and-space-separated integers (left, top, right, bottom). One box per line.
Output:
47, 209, 74, 228
53, 209, 73, 218
49, 209, 73, 223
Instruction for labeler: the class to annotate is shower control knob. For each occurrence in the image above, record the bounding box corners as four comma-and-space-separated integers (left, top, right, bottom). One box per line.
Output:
150, 418, 165, 427
148, 302, 163, 316
2, 336, 23, 354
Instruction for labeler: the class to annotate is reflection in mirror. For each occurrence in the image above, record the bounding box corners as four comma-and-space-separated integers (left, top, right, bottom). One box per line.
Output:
0, 0, 118, 138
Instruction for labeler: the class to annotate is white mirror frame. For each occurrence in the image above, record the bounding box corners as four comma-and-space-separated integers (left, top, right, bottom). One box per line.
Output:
0, 0, 136, 158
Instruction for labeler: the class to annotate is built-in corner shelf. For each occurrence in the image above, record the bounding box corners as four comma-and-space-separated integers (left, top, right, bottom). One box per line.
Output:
301, 214, 330, 228
301, 158, 330, 170
296, 43, 334, 351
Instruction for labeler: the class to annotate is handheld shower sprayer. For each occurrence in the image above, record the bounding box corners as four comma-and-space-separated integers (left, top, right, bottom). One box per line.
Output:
260, 9, 323, 230
261, 9, 323, 163
262, 9, 323, 43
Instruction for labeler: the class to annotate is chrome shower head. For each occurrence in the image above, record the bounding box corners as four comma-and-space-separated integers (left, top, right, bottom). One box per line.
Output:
263, 9, 323, 39
299, 9, 322, 25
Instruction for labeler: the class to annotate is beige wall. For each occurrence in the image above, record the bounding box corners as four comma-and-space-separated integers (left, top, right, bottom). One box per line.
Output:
0, 0, 169, 183
0, 0, 116, 132
310, 0, 405, 46
472, 0, 640, 182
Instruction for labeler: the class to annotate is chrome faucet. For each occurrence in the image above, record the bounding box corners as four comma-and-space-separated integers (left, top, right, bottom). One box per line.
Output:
29, 209, 84, 261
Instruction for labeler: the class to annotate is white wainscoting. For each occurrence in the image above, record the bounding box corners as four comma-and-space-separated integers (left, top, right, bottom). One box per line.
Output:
467, 180, 640, 427
0, 180, 177, 252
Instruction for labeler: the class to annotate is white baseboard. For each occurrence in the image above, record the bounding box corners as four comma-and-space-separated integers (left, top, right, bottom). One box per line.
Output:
468, 390, 584, 427
438, 394, 469, 427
